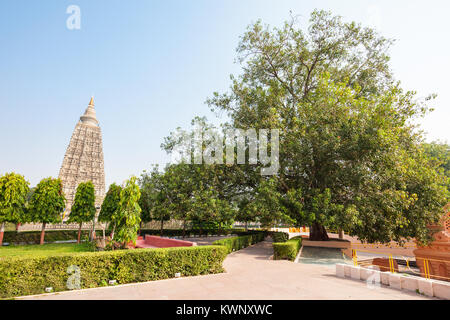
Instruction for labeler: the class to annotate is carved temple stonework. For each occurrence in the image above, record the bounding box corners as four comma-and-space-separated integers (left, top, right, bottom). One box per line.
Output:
58, 98, 106, 220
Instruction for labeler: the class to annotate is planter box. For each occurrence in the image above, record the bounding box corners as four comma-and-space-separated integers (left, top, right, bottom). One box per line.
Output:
432, 280, 450, 300
360, 268, 375, 281
336, 264, 345, 278
351, 266, 361, 280
380, 272, 390, 285
400, 276, 419, 292
389, 273, 402, 290
344, 265, 352, 278
335, 265, 450, 299
417, 278, 434, 297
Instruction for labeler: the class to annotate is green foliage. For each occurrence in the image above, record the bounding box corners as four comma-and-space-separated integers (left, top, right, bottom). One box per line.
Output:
0, 173, 30, 224
273, 237, 302, 261
28, 178, 66, 224
251, 178, 294, 227
212, 232, 266, 253
0, 245, 227, 298
68, 182, 96, 224
271, 231, 289, 243
139, 166, 171, 226
138, 179, 153, 224
114, 177, 142, 245
423, 141, 450, 190
98, 183, 122, 223
139, 161, 239, 234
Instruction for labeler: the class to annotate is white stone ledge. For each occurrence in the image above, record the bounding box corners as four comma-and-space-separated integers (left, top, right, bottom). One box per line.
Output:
335, 263, 450, 300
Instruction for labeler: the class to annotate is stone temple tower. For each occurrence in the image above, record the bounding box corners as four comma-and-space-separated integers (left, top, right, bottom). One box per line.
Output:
58, 98, 106, 219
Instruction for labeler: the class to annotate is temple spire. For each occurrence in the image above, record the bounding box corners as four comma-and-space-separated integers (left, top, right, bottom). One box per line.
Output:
80, 97, 99, 126
59, 96, 105, 220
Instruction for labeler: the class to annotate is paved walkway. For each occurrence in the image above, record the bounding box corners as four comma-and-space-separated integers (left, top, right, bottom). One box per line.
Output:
20, 241, 433, 300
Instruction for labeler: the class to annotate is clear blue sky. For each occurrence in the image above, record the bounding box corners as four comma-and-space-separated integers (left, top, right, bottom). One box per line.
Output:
1, 0, 449, 187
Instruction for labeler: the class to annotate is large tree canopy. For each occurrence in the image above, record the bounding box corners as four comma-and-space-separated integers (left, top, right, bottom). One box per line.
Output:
204, 10, 448, 243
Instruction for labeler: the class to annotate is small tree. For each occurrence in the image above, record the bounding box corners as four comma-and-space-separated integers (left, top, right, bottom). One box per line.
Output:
114, 177, 142, 246
0, 173, 30, 246
29, 178, 66, 245
68, 182, 96, 244
98, 183, 122, 239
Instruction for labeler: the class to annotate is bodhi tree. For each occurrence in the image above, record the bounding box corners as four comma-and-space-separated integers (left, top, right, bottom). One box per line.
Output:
98, 183, 122, 239
207, 10, 449, 243
114, 176, 142, 247
68, 181, 96, 244
0, 173, 30, 246
28, 177, 66, 245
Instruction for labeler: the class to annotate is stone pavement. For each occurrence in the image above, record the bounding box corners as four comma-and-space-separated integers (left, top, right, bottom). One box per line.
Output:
20, 241, 434, 300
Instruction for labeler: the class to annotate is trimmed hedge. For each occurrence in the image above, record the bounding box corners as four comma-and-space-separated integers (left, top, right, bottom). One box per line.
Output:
2, 230, 104, 245
212, 231, 266, 253
273, 237, 302, 261
0, 245, 227, 299
270, 231, 289, 243
2, 228, 249, 245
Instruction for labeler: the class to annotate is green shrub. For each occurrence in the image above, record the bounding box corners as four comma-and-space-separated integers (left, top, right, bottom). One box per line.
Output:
273, 236, 302, 261
271, 231, 289, 243
0, 245, 227, 298
212, 232, 266, 253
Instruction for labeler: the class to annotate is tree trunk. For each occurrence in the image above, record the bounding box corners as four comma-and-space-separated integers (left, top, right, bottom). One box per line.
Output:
338, 229, 344, 239
182, 219, 187, 238
40, 223, 46, 245
139, 221, 143, 236
77, 222, 82, 244
245, 221, 248, 231
0, 222, 5, 247
91, 217, 96, 241
110, 224, 116, 240
160, 217, 164, 236
309, 222, 329, 241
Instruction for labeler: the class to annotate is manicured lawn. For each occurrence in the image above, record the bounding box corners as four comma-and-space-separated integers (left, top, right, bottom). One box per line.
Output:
0, 243, 93, 259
